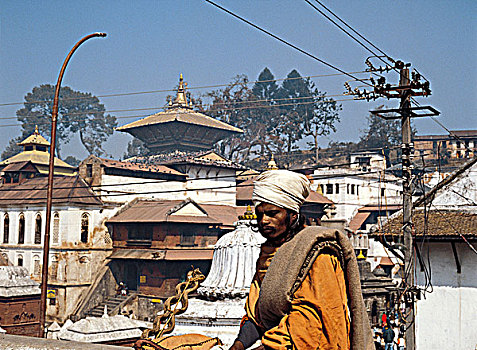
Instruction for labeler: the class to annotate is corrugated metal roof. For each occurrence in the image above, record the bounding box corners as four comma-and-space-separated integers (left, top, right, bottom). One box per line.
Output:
348, 212, 371, 232
117, 107, 243, 134
99, 158, 185, 176
107, 200, 221, 224
378, 209, 477, 238
2, 161, 36, 172
0, 176, 102, 206
109, 248, 213, 261
107, 199, 243, 227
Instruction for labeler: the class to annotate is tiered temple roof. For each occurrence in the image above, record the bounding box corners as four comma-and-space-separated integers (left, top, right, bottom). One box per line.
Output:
117, 75, 242, 153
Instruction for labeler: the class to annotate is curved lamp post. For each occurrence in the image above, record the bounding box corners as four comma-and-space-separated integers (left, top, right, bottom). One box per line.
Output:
40, 32, 107, 337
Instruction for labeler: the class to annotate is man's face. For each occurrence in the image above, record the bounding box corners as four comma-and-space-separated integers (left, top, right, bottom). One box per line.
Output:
255, 202, 296, 242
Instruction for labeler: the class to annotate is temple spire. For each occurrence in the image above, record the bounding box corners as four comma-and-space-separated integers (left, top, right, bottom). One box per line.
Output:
171, 74, 190, 108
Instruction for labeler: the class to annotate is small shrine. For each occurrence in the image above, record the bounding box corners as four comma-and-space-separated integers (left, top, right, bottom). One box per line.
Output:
0, 126, 76, 181
117, 75, 243, 154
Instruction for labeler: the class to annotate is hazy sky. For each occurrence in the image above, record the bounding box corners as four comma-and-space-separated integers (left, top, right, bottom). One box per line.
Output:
1, 0, 475, 160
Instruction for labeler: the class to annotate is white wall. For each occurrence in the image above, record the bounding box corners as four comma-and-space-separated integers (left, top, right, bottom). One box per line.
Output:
100, 174, 186, 203
184, 166, 236, 206
415, 242, 477, 350
312, 169, 402, 222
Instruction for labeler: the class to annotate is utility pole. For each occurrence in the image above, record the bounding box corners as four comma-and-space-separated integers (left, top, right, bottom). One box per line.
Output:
39, 32, 106, 338
345, 58, 439, 350
399, 67, 415, 350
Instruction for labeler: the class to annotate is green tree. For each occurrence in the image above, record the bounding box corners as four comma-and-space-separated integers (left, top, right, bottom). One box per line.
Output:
274, 70, 312, 164
302, 83, 341, 163
204, 75, 257, 163
12, 84, 117, 158
123, 137, 151, 159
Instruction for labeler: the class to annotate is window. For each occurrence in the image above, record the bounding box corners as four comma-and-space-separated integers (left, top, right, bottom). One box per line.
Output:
37, 146, 47, 152
18, 214, 25, 244
180, 230, 196, 247
53, 212, 60, 244
356, 185, 359, 196
351, 185, 355, 195
17, 255, 23, 267
81, 213, 89, 243
335, 184, 340, 194
381, 188, 385, 197
34, 214, 42, 244
326, 184, 333, 195
86, 164, 93, 178
347, 184, 350, 194
24, 145, 33, 151
127, 224, 152, 244
33, 256, 41, 276
3, 214, 9, 244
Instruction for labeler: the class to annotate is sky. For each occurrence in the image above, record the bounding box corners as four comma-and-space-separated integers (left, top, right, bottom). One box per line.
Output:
1, 0, 476, 161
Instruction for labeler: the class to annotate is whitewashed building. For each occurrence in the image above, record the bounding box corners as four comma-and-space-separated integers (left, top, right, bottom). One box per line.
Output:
312, 167, 402, 223
374, 157, 477, 350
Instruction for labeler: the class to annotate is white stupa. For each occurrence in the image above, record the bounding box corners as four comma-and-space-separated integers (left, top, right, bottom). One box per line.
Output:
171, 206, 265, 346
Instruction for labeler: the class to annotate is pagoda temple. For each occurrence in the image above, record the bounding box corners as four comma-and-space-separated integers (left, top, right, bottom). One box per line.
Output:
0, 127, 76, 182
117, 75, 243, 154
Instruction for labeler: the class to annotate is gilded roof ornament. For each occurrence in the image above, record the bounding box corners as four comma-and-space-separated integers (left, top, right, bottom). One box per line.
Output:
266, 154, 279, 170
171, 74, 190, 108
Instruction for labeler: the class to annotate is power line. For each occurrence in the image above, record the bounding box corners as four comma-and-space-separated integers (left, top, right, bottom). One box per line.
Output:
0, 97, 358, 129
0, 71, 369, 108
309, 0, 396, 64
0, 92, 349, 121
204, 0, 373, 87
305, 0, 396, 73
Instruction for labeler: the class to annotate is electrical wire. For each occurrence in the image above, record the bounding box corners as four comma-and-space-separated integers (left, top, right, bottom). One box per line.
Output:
204, 0, 373, 87
0, 71, 369, 108
305, 0, 397, 74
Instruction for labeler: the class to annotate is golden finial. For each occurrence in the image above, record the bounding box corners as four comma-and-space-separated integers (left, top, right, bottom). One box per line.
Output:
238, 205, 257, 220
34, 125, 39, 134
266, 154, 278, 170
317, 184, 323, 195
173, 74, 188, 107
357, 249, 366, 260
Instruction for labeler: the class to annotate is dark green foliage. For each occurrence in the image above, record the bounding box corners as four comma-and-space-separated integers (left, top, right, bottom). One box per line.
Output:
63, 155, 81, 167
12, 84, 117, 158
123, 137, 151, 159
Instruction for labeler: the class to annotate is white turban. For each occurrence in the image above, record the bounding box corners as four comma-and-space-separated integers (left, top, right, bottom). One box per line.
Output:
252, 170, 311, 213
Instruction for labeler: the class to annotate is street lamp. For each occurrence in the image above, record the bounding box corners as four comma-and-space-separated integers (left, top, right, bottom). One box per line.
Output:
39, 32, 107, 337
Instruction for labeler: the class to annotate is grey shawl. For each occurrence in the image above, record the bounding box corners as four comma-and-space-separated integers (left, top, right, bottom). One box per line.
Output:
257, 226, 374, 350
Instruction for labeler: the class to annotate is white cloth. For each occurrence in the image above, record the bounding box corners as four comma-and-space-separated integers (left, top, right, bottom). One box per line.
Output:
252, 170, 311, 213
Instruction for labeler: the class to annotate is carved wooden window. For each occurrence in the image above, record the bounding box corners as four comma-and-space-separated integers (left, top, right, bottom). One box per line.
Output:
52, 212, 60, 244
3, 214, 9, 244
18, 214, 25, 244
34, 214, 42, 244
81, 213, 89, 243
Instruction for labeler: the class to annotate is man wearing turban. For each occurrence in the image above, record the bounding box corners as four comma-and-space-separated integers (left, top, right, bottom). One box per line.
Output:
230, 170, 373, 350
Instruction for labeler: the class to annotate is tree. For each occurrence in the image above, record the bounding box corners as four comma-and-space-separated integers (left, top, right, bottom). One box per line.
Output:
1, 137, 23, 160
123, 137, 151, 159
13, 84, 117, 158
203, 75, 257, 163
302, 82, 341, 163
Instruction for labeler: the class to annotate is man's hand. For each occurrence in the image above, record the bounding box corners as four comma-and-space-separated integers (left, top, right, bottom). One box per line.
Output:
229, 340, 245, 350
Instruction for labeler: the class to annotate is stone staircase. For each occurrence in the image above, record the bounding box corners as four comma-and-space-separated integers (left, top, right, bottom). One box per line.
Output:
85, 295, 128, 318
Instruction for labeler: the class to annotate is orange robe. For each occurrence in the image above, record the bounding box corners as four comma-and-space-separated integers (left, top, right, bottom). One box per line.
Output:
244, 244, 350, 349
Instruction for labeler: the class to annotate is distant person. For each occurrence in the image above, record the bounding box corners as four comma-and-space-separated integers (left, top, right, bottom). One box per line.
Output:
397, 333, 405, 350
382, 324, 395, 350
229, 170, 373, 350
117, 282, 128, 296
